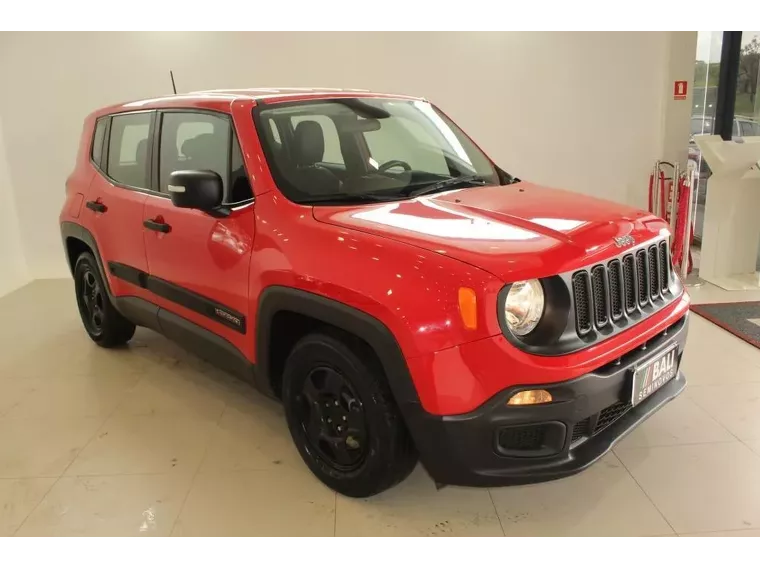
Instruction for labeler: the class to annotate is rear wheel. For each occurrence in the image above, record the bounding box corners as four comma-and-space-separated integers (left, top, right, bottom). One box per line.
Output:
74, 253, 135, 347
282, 331, 418, 497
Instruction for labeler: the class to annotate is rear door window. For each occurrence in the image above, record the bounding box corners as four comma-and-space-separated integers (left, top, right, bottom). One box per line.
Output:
107, 113, 152, 189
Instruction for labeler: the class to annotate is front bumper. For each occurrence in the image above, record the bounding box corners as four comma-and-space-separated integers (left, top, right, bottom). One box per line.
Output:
404, 313, 688, 487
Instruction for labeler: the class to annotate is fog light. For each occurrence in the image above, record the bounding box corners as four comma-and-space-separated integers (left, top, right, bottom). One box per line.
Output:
507, 389, 553, 406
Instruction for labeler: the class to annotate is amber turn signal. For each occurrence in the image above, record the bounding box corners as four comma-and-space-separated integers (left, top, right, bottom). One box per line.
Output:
506, 389, 553, 406
458, 287, 478, 330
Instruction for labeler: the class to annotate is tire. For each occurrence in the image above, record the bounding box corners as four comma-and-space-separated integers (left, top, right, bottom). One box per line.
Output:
282, 330, 418, 497
74, 252, 135, 347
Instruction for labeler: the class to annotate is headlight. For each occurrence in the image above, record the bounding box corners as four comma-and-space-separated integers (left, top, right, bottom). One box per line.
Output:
504, 280, 544, 336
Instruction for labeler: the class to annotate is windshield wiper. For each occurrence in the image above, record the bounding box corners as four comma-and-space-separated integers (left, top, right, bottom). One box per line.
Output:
407, 175, 489, 198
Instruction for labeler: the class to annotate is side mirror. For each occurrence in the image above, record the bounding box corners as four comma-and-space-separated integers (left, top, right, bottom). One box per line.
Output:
167, 170, 225, 215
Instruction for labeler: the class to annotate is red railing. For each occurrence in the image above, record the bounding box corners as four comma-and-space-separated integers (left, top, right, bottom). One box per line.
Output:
648, 161, 695, 279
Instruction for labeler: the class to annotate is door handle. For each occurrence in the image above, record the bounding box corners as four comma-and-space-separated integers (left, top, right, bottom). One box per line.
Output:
143, 219, 172, 233
85, 201, 107, 213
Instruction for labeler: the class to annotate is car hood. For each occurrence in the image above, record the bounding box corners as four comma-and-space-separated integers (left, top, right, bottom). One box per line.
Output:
312, 182, 670, 282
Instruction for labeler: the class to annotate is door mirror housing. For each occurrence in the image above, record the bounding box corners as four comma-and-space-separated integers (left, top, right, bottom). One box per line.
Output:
167, 170, 226, 216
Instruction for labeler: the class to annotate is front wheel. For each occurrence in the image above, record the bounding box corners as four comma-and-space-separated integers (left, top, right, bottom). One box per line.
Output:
282, 331, 418, 497
74, 252, 135, 347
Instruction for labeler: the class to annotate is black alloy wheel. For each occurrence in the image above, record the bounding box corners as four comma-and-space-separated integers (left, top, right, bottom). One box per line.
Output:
74, 252, 135, 347
282, 331, 418, 497
80, 267, 106, 336
295, 365, 368, 471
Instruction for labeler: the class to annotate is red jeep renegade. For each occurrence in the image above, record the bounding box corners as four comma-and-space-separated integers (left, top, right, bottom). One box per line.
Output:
60, 88, 689, 497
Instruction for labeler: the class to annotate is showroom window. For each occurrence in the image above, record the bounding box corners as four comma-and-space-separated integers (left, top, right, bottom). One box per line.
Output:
159, 111, 252, 204
106, 113, 152, 189
700, 31, 760, 140
692, 32, 722, 130
691, 31, 760, 245
735, 32, 760, 125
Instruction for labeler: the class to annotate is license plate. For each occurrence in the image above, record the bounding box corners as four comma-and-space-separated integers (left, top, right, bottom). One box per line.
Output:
631, 344, 679, 406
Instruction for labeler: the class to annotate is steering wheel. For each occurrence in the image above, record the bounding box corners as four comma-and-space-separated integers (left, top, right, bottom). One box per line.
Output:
378, 159, 412, 173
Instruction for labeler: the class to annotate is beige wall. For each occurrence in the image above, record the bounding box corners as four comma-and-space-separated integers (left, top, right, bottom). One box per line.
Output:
658, 31, 698, 169
0, 31, 696, 282
0, 115, 29, 296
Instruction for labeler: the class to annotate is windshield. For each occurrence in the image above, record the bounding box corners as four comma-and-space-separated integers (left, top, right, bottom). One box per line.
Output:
253, 98, 501, 204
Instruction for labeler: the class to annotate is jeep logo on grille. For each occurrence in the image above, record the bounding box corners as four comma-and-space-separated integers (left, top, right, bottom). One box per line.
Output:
613, 235, 635, 248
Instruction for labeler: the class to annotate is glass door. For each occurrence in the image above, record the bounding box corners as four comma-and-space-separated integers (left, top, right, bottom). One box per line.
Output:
690, 31, 760, 250
691, 31, 723, 244
736, 32, 760, 129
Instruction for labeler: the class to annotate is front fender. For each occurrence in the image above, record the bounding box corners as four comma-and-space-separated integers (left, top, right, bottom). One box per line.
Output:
255, 285, 421, 407
249, 192, 505, 360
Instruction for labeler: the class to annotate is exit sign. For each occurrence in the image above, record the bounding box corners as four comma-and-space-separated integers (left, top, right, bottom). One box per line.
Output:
674, 81, 688, 100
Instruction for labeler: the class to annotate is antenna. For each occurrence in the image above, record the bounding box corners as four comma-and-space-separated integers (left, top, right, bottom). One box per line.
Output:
169, 70, 177, 95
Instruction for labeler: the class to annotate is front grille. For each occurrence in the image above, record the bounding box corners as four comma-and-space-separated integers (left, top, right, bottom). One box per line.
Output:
572, 272, 592, 335
622, 254, 636, 313
590, 266, 608, 328
595, 401, 632, 433
571, 418, 591, 442
658, 241, 669, 293
570, 400, 633, 444
636, 250, 648, 306
608, 260, 623, 320
571, 239, 672, 337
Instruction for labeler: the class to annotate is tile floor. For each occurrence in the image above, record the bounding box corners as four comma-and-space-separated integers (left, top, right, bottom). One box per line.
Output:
1, 279, 760, 536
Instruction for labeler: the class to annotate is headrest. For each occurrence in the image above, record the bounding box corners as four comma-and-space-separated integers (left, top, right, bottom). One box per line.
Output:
135, 138, 148, 161
293, 120, 325, 166
181, 133, 217, 159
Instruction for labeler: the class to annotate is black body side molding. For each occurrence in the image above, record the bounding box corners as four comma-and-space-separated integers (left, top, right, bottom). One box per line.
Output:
112, 296, 256, 383
107, 261, 247, 334
107, 261, 145, 288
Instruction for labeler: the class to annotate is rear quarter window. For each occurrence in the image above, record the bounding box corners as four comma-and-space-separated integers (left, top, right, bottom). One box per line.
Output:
91, 118, 107, 167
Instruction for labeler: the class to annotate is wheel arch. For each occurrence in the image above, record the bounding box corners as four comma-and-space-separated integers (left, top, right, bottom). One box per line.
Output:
60, 221, 113, 299
256, 286, 421, 409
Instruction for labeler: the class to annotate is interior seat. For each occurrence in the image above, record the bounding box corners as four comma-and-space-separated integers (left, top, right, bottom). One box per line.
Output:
176, 133, 228, 195
181, 133, 225, 173
289, 120, 341, 196
115, 138, 148, 188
